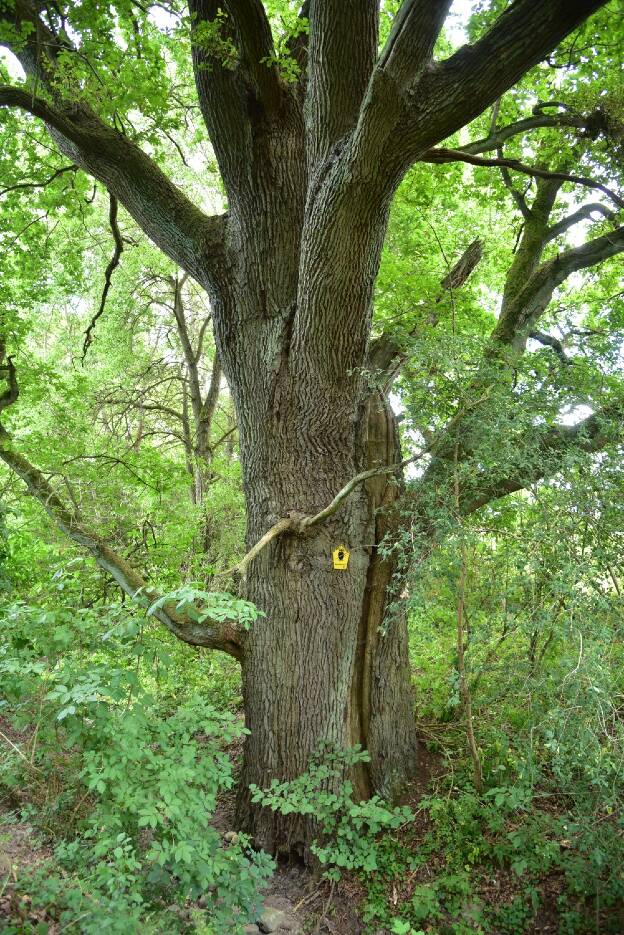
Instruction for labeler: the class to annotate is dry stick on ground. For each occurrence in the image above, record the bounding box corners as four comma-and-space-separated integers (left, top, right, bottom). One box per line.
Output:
213, 445, 432, 579
82, 192, 124, 360
0, 728, 43, 775
453, 444, 484, 794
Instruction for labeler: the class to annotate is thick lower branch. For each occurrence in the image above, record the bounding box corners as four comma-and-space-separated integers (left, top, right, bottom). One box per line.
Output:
0, 433, 241, 658
458, 404, 624, 515
0, 85, 228, 288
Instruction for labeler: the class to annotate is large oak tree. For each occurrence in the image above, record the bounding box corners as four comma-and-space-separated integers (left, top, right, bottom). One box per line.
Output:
1, 0, 623, 854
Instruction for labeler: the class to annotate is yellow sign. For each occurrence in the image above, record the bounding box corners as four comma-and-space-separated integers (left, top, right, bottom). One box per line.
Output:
332, 545, 350, 570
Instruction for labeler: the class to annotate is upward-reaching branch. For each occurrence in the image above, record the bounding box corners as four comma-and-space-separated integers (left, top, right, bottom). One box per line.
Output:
306, 0, 379, 169
226, 0, 282, 113
377, 0, 452, 89
188, 0, 260, 195
351, 0, 607, 190
409, 0, 608, 158
493, 225, 624, 348
171, 276, 222, 467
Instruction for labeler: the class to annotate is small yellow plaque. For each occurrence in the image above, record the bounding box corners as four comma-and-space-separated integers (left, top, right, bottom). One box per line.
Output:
332, 545, 350, 570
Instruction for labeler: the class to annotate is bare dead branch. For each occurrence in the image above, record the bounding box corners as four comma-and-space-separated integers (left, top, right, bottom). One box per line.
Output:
82, 193, 124, 360
214, 445, 431, 578
0, 163, 77, 197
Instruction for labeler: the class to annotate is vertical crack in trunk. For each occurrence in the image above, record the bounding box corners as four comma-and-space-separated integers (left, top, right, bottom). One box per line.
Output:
349, 391, 403, 800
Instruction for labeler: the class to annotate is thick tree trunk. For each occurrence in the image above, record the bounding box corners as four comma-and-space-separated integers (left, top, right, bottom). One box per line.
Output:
188, 83, 420, 853
234, 386, 418, 855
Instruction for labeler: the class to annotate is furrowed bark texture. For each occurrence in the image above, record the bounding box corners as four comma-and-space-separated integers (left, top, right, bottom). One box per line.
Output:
212, 120, 418, 846
0, 0, 612, 855
236, 384, 417, 853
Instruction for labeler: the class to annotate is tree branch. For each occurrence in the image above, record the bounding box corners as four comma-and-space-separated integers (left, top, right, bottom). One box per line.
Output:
498, 155, 531, 219
0, 163, 77, 197
197, 356, 222, 461
376, 0, 451, 89
463, 112, 592, 156
460, 404, 624, 515
306, 0, 379, 168
0, 0, 229, 288
385, 0, 608, 174
0, 439, 243, 656
82, 193, 124, 360
493, 225, 624, 346
225, 0, 282, 113
528, 330, 570, 364
421, 147, 624, 211
0, 81, 227, 288
188, 0, 255, 196
194, 315, 213, 365
546, 203, 617, 242
498, 174, 563, 324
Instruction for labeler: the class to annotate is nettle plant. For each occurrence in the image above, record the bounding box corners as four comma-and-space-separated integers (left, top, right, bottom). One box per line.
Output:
250, 746, 413, 879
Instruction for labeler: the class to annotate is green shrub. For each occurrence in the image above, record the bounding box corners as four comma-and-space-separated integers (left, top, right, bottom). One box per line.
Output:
250, 746, 412, 880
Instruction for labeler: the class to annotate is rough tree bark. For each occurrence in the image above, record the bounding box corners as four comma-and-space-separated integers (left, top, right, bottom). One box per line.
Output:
0, 0, 613, 854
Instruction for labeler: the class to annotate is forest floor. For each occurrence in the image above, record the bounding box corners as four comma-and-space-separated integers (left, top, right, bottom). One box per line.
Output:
0, 801, 605, 935
1, 719, 622, 934
0, 803, 362, 934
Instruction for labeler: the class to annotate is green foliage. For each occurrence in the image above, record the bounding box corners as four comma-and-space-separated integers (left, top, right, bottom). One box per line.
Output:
260, 4, 309, 82
251, 747, 412, 880
1, 2, 624, 933
192, 12, 239, 70
0, 594, 270, 933
147, 586, 265, 630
